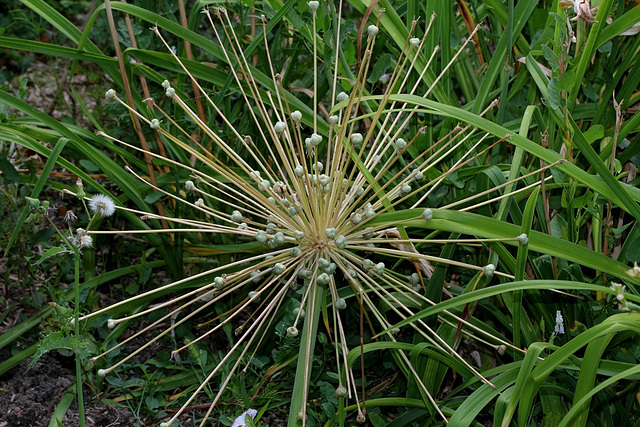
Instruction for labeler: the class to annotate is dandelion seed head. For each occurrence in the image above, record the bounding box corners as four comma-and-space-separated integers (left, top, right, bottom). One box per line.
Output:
89, 194, 116, 217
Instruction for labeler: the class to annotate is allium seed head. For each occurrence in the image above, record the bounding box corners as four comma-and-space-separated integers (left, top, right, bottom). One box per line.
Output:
367, 25, 379, 37
328, 115, 339, 124
287, 326, 300, 337
336, 91, 348, 102
516, 233, 529, 246
351, 133, 363, 145
336, 385, 348, 397
255, 230, 267, 243
483, 264, 496, 278
165, 87, 176, 98
291, 110, 302, 121
335, 235, 347, 249
317, 273, 330, 285
410, 37, 420, 47
325, 228, 337, 239
334, 298, 347, 310
89, 194, 116, 217
395, 138, 407, 150
274, 121, 286, 133
421, 208, 433, 221
273, 263, 286, 275
105, 89, 116, 99
150, 118, 160, 129
107, 319, 116, 329
98, 369, 107, 378
308, 1, 319, 11
185, 180, 195, 191
231, 210, 243, 222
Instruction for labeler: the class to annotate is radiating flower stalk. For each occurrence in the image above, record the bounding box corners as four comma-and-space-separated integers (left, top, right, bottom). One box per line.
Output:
77, 2, 561, 425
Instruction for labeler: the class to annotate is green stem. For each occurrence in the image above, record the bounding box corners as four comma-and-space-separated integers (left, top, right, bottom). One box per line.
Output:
288, 284, 324, 426
74, 253, 86, 427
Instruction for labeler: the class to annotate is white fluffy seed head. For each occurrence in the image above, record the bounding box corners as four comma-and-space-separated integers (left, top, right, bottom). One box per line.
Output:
89, 194, 116, 217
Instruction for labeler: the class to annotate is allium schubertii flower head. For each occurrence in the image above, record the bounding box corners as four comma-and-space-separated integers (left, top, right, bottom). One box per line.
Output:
78, 3, 546, 425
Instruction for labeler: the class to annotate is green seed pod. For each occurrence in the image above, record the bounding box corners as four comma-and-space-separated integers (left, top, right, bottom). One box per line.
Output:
421, 208, 433, 221
334, 298, 347, 310
336, 385, 348, 397
231, 210, 243, 222
273, 263, 286, 275
325, 228, 337, 239
335, 235, 347, 249
317, 272, 330, 285
483, 264, 496, 278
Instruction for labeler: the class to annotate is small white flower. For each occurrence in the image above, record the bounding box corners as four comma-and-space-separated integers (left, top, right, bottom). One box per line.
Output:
554, 310, 565, 334
231, 408, 258, 427
89, 194, 116, 217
